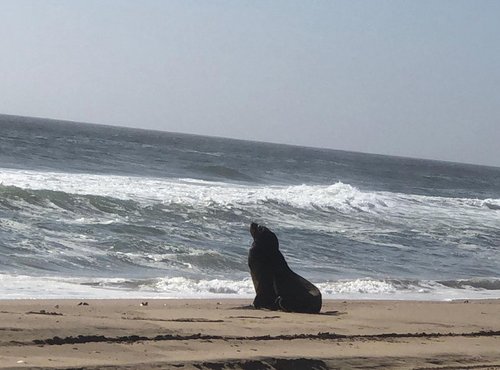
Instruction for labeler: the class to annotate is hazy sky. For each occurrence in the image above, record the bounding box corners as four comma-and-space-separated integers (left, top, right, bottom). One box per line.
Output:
1, 1, 499, 166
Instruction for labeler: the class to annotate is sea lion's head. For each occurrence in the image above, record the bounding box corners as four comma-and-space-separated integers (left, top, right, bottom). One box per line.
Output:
250, 223, 279, 250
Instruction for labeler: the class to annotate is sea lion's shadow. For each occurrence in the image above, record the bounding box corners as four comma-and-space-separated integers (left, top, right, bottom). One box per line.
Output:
319, 310, 346, 316
230, 306, 346, 316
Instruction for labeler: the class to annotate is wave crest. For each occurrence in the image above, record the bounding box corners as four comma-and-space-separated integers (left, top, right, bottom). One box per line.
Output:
2, 169, 499, 216
0, 169, 390, 214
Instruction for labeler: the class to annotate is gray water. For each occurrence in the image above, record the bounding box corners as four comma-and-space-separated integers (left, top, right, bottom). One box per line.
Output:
1, 114, 499, 299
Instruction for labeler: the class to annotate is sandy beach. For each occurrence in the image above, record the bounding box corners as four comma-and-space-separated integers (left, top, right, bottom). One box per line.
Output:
0, 299, 499, 369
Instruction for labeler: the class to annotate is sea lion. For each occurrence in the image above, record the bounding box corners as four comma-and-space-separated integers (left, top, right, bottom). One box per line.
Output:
248, 223, 322, 313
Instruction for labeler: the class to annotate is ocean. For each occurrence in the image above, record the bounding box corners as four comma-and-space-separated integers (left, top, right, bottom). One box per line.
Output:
1, 114, 499, 300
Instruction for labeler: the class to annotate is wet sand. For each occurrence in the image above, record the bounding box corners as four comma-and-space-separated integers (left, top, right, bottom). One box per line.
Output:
1, 299, 499, 369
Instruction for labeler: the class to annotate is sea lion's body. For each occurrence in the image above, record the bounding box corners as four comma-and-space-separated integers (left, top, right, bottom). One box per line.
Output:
248, 223, 322, 314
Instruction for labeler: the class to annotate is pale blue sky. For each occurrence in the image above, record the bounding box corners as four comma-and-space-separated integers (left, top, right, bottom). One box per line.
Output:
1, 0, 499, 166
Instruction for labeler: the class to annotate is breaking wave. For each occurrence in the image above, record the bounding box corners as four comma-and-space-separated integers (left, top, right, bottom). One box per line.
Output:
2, 168, 499, 214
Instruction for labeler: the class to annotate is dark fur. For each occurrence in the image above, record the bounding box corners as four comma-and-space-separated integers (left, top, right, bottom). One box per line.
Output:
248, 223, 322, 313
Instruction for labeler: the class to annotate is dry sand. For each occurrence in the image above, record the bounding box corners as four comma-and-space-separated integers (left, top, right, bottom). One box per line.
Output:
0, 299, 499, 369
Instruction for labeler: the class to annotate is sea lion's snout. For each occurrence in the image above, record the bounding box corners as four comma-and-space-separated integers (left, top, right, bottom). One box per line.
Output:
250, 222, 259, 239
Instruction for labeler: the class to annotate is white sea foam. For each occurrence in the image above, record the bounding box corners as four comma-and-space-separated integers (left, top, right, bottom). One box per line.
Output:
146, 276, 254, 295
316, 279, 397, 295
1, 274, 500, 301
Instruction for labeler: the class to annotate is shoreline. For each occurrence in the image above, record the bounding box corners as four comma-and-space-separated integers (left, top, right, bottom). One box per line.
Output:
2, 273, 500, 302
1, 299, 499, 369
1, 296, 500, 301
